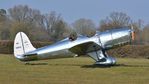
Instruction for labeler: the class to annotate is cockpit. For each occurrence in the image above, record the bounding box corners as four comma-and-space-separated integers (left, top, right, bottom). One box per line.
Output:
69, 34, 77, 41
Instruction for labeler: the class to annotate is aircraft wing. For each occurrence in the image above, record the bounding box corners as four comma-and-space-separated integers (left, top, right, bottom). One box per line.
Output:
69, 42, 107, 61
69, 42, 101, 55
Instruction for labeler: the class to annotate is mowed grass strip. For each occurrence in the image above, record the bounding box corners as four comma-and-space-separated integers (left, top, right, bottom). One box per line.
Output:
0, 54, 149, 84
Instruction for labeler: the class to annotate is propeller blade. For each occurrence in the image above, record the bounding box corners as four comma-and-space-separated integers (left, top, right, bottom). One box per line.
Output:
131, 25, 135, 40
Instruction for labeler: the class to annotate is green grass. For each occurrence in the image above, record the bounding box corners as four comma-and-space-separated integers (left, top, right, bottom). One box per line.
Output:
0, 54, 149, 84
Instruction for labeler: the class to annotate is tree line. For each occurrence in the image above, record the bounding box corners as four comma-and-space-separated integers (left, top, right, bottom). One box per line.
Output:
0, 5, 149, 44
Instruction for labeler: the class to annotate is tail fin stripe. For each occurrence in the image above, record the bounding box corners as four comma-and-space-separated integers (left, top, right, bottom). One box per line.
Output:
20, 32, 25, 54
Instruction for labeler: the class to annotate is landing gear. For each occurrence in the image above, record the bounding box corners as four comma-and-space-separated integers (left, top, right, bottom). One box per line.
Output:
91, 47, 116, 65
95, 56, 116, 65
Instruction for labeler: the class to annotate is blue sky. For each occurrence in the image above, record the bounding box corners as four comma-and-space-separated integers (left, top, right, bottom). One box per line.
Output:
0, 0, 149, 25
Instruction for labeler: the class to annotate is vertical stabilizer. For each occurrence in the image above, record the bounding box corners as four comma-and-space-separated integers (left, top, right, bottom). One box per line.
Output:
14, 32, 36, 58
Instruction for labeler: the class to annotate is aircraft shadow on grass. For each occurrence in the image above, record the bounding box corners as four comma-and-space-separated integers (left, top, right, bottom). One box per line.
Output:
116, 64, 149, 68
24, 62, 149, 68
24, 62, 48, 65
24, 62, 82, 66
81, 64, 149, 68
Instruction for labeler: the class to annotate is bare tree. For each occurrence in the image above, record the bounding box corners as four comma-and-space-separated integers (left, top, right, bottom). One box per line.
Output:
43, 11, 67, 41
8, 5, 49, 41
99, 12, 131, 31
142, 24, 149, 44
43, 11, 60, 31
0, 9, 7, 22
0, 9, 10, 40
72, 18, 96, 37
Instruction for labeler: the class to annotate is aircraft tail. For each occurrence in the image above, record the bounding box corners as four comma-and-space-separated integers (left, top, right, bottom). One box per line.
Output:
14, 32, 36, 58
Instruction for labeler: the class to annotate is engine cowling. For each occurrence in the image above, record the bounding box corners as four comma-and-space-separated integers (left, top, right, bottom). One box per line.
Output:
98, 27, 132, 50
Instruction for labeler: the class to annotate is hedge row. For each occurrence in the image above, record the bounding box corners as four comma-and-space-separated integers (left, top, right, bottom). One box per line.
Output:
0, 40, 149, 58
107, 45, 149, 58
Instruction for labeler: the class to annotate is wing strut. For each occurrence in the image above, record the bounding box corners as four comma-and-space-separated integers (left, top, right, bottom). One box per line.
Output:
93, 45, 100, 61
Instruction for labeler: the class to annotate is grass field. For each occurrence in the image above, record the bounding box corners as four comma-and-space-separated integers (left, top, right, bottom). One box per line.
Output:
0, 54, 149, 84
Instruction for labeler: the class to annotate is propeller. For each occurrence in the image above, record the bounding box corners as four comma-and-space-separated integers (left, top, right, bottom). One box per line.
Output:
131, 25, 135, 41
130, 25, 136, 53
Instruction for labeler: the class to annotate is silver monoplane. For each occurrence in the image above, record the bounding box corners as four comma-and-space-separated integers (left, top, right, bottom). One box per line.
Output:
14, 27, 135, 65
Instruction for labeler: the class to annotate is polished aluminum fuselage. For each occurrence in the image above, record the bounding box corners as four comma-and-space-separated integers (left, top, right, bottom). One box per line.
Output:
21, 27, 132, 62
22, 36, 98, 61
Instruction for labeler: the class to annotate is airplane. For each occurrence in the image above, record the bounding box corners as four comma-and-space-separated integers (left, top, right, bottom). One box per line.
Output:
14, 27, 135, 65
